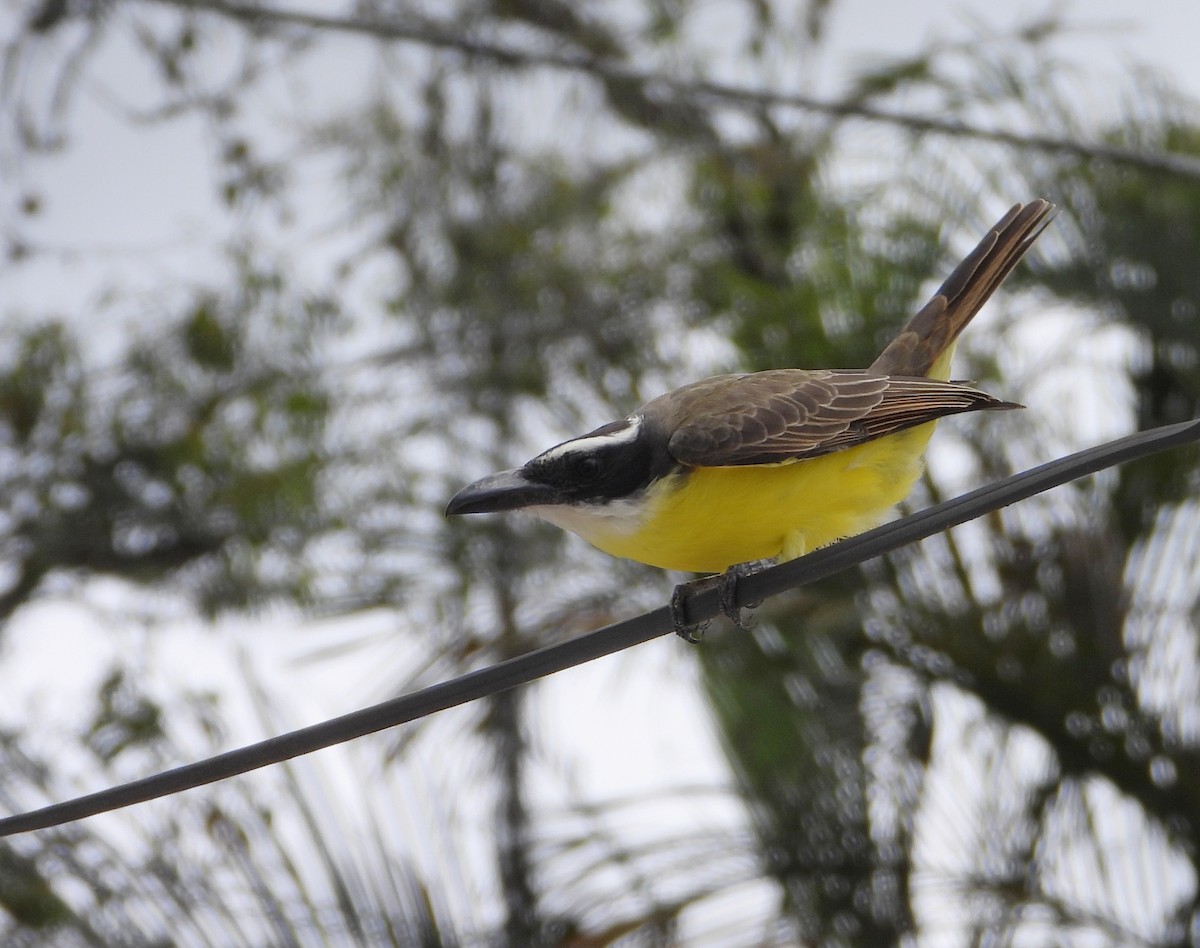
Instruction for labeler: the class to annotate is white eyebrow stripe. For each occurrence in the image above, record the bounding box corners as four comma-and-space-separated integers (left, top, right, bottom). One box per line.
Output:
538, 416, 642, 462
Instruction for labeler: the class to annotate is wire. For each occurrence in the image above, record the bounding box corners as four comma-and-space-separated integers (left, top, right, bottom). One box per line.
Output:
1, 418, 1198, 836
156, 0, 1200, 181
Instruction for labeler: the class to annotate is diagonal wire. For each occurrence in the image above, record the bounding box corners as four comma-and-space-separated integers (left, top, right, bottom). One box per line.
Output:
152, 0, 1200, 180
1, 418, 1198, 837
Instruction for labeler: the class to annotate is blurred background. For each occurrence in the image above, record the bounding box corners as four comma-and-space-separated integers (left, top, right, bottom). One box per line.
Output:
3, 0, 1200, 944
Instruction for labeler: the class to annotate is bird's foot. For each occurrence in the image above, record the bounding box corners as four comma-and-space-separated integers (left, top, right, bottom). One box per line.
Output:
670, 583, 710, 643
670, 559, 772, 643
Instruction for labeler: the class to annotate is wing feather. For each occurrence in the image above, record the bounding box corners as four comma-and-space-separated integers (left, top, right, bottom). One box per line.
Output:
658, 369, 1015, 468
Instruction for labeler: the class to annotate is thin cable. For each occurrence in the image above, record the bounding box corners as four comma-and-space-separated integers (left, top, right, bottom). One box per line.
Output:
1, 418, 1198, 836
154, 0, 1200, 180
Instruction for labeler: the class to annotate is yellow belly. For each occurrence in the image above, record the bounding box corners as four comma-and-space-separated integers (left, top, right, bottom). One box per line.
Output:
575, 421, 939, 574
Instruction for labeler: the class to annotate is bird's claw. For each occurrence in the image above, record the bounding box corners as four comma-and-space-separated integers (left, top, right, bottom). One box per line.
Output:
717, 565, 756, 631
670, 560, 770, 642
670, 584, 710, 643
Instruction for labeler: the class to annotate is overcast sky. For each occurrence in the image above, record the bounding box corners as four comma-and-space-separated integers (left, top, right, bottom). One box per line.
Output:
3, 1, 1199, 941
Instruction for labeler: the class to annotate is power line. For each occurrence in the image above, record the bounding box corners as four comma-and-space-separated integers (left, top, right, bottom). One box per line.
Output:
155, 0, 1200, 180
1, 417, 1198, 837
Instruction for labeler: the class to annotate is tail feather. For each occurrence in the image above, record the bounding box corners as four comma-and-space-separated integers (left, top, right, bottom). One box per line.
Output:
869, 199, 1056, 378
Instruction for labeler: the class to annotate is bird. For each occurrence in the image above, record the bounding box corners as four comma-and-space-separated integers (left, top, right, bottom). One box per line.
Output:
446, 199, 1055, 636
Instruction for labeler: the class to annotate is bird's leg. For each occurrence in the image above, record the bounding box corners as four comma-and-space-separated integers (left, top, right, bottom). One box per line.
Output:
718, 559, 770, 629
670, 559, 773, 642
670, 582, 711, 643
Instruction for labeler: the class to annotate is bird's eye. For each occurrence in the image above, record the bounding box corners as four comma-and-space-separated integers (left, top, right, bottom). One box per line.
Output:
571, 455, 601, 480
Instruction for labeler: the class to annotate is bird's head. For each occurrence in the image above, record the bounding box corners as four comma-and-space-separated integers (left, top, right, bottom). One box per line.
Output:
446, 416, 673, 518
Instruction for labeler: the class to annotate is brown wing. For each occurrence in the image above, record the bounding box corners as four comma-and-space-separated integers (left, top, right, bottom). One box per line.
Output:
658, 368, 1017, 468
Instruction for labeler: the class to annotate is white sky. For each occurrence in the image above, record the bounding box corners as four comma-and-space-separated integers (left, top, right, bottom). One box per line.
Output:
3, 0, 1200, 942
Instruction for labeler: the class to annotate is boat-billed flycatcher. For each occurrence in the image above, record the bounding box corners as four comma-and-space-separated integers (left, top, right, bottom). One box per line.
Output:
447, 199, 1054, 615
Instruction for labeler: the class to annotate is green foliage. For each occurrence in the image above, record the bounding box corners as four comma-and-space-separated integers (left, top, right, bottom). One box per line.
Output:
0, 674, 460, 946
86, 669, 165, 764
1037, 124, 1200, 541
0, 847, 73, 930
183, 301, 238, 372
687, 144, 949, 372
700, 589, 916, 942
3, 1, 1200, 945
0, 259, 338, 621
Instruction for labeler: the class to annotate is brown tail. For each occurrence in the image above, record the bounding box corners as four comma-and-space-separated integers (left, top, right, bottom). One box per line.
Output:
869, 199, 1055, 377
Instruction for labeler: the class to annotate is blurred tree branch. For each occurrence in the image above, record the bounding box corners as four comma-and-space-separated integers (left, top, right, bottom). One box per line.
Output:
121, 0, 1200, 178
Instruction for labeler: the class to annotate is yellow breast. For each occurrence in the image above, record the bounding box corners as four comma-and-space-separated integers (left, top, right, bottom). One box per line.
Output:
572, 421, 939, 574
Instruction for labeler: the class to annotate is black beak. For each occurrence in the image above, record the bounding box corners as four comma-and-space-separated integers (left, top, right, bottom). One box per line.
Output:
445, 469, 561, 516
